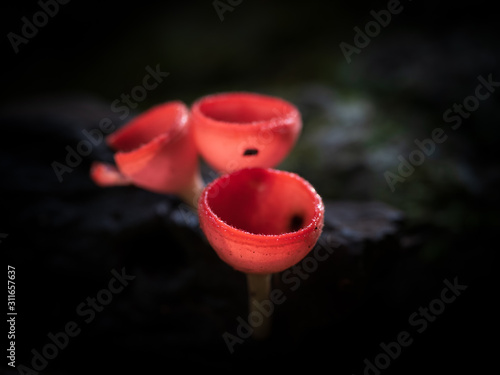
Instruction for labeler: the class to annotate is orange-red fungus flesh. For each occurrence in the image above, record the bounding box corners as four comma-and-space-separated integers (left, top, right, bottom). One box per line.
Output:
199, 168, 324, 274
91, 101, 198, 195
191, 92, 302, 174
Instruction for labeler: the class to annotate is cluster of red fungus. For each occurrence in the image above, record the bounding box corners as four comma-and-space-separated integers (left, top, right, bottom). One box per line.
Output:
91, 92, 325, 338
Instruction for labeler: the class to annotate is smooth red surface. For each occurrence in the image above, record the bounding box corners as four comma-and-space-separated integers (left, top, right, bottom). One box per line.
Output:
198, 168, 324, 274
91, 101, 199, 195
191, 92, 302, 173
90, 162, 131, 187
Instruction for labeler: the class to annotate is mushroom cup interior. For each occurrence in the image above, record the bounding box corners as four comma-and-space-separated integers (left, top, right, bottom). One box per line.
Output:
108, 102, 187, 152
206, 168, 320, 236
198, 94, 295, 124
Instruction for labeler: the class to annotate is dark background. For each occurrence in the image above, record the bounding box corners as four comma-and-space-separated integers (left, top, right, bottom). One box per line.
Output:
1, 0, 498, 373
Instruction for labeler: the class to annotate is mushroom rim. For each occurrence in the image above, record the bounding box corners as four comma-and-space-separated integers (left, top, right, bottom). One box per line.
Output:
107, 101, 190, 153
199, 167, 324, 245
191, 92, 301, 128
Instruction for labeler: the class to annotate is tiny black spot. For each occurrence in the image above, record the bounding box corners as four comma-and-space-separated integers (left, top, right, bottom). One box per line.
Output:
243, 148, 259, 156
290, 215, 304, 232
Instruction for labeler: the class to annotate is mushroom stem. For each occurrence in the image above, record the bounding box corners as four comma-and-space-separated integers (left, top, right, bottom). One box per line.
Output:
178, 170, 205, 210
246, 273, 272, 340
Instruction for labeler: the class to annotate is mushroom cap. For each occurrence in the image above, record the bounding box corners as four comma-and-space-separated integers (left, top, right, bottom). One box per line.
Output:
103, 101, 199, 194
198, 167, 324, 274
191, 92, 301, 174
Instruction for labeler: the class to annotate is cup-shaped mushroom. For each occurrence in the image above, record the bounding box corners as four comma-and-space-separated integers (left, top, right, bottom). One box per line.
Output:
191, 92, 302, 174
90, 101, 202, 204
198, 167, 324, 274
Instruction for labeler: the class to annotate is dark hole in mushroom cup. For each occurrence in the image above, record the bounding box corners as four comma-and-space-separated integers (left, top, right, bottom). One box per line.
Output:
243, 148, 259, 156
289, 215, 304, 232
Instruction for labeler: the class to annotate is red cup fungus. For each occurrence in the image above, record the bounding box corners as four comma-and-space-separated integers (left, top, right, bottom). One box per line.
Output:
198, 167, 324, 274
191, 92, 302, 174
198, 167, 324, 339
90, 91, 324, 340
90, 101, 202, 207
